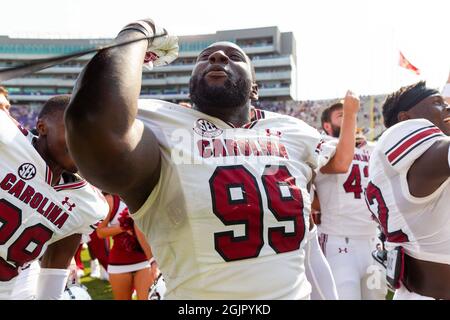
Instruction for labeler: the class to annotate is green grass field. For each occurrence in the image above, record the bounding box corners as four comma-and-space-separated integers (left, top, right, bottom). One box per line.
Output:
386, 290, 394, 300
79, 248, 113, 300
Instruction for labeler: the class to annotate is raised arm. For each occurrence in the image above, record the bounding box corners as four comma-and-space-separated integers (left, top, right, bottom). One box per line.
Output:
96, 205, 124, 239
321, 90, 359, 174
65, 20, 177, 212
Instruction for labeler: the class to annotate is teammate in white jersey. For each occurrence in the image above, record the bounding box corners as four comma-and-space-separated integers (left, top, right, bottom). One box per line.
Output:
305, 97, 361, 300
0, 95, 109, 299
65, 19, 357, 299
313, 102, 387, 300
365, 81, 450, 300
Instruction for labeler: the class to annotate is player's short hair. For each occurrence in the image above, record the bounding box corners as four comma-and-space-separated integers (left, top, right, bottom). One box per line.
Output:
321, 102, 343, 130
38, 95, 71, 120
0, 86, 8, 97
382, 81, 439, 128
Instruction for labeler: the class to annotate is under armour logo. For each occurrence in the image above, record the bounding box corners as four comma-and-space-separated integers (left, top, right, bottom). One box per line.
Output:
62, 197, 76, 211
339, 247, 348, 253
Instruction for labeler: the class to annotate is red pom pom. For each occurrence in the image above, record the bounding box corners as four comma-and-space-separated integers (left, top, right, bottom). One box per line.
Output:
118, 208, 134, 232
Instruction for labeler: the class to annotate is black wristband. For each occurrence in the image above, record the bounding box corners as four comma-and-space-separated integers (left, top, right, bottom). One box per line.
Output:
118, 22, 153, 47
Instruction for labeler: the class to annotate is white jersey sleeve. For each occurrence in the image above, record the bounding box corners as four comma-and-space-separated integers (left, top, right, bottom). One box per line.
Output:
377, 118, 447, 204
69, 184, 108, 236
315, 134, 338, 169
296, 131, 338, 175
379, 119, 445, 176
0, 110, 19, 143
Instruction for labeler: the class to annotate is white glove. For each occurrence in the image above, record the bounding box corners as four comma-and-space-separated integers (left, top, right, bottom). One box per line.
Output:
120, 19, 179, 70
144, 34, 179, 69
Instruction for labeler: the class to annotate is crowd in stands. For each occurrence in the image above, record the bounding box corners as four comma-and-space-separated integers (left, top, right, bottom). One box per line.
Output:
9, 95, 386, 139
255, 94, 386, 138
9, 104, 40, 129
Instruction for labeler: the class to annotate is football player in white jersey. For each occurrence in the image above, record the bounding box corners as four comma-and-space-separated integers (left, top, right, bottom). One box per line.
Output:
0, 95, 109, 299
313, 102, 387, 300
65, 19, 357, 299
305, 96, 361, 300
366, 81, 450, 300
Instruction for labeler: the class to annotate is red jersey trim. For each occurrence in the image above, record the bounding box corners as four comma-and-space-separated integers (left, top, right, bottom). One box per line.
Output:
385, 126, 443, 166
45, 166, 53, 186
53, 179, 88, 192
17, 124, 29, 137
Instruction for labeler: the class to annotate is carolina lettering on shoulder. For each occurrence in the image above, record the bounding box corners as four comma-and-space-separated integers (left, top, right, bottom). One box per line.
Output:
0, 172, 70, 228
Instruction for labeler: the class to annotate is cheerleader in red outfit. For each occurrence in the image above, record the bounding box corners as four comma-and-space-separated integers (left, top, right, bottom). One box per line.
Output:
97, 194, 155, 300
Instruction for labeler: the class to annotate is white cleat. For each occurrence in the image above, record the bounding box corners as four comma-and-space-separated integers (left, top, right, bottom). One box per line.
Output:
99, 265, 109, 281
90, 259, 101, 279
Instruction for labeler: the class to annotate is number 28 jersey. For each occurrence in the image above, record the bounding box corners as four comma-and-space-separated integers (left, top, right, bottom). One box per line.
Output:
133, 100, 336, 300
0, 110, 109, 285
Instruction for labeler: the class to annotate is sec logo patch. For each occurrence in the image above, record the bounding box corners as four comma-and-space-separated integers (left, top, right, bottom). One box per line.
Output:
18, 163, 37, 180
193, 119, 223, 138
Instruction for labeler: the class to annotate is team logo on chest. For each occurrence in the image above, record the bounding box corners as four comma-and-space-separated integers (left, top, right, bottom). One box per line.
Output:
18, 163, 37, 180
193, 119, 223, 138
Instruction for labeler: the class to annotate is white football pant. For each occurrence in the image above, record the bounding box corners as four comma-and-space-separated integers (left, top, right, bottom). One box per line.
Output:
305, 225, 339, 300
319, 233, 387, 300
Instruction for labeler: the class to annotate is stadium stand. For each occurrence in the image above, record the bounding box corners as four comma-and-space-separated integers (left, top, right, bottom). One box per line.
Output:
9, 95, 386, 138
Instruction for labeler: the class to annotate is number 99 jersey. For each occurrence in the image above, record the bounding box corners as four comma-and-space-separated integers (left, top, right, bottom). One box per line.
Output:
133, 100, 336, 300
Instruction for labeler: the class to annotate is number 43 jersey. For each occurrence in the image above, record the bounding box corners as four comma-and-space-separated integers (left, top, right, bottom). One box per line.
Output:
0, 111, 109, 287
315, 135, 378, 238
134, 100, 336, 300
